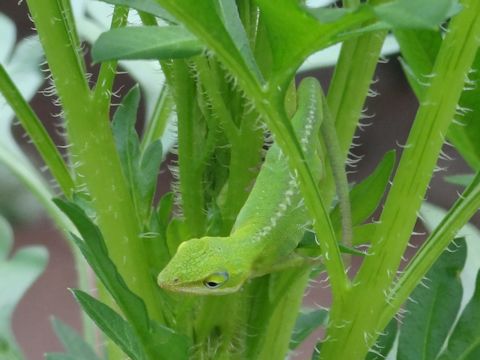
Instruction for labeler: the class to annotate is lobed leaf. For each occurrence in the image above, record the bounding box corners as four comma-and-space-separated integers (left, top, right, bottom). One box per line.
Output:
289, 308, 328, 350
92, 26, 203, 62
366, 319, 397, 360
330, 150, 395, 231
49, 317, 100, 360
0, 216, 48, 360
138, 139, 163, 218
373, 0, 460, 30
72, 290, 145, 360
445, 174, 475, 187
55, 199, 189, 359
53, 198, 150, 332
112, 86, 163, 221
397, 238, 466, 360
438, 270, 480, 360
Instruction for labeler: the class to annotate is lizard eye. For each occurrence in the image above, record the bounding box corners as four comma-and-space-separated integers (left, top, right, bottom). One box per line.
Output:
203, 271, 229, 289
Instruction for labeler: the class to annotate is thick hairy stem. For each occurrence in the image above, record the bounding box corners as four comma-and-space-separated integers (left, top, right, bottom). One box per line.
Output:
320, 2, 480, 358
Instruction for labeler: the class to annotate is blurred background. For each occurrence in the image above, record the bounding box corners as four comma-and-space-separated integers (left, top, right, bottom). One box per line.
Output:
0, 1, 472, 359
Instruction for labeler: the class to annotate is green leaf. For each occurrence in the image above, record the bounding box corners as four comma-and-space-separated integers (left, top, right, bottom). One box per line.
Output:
166, 218, 190, 255
55, 199, 190, 360
138, 139, 163, 217
72, 290, 145, 360
53, 199, 150, 332
307, 7, 353, 23
112, 86, 163, 221
397, 238, 466, 360
297, 230, 365, 256
330, 150, 395, 231
214, 0, 263, 82
373, 0, 460, 30
0, 216, 48, 360
445, 174, 475, 187
394, 29, 442, 97
112, 85, 142, 201
256, 0, 372, 87
352, 223, 378, 246
99, 0, 176, 23
151, 0, 264, 95
147, 321, 190, 360
157, 192, 174, 229
366, 319, 397, 360
289, 308, 328, 350
50, 317, 100, 360
448, 50, 480, 170
144, 192, 174, 269
92, 26, 203, 62
438, 270, 480, 360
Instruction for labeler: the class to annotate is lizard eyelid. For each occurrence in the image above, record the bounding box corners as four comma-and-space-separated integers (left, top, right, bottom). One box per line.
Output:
203, 271, 229, 289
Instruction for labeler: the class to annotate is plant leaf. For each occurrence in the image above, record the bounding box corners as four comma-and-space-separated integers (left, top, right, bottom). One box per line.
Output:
445, 174, 475, 187
394, 29, 442, 97
289, 308, 328, 350
352, 223, 378, 246
373, 0, 460, 30
397, 238, 466, 360
330, 150, 395, 231
214, 0, 263, 82
420, 202, 480, 333
447, 50, 480, 170
72, 289, 145, 360
53, 199, 150, 332
92, 26, 203, 62
112, 86, 163, 221
50, 317, 100, 360
138, 139, 163, 218
112, 85, 142, 215
99, 0, 176, 23
366, 319, 397, 360
256, 0, 372, 87
438, 270, 480, 360
0, 216, 48, 360
55, 199, 190, 360
147, 321, 190, 360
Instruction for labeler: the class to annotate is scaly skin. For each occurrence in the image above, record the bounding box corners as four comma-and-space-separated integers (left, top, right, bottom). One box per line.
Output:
157, 78, 324, 294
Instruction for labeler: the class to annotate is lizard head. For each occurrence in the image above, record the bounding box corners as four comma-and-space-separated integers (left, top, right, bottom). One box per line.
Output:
157, 236, 250, 295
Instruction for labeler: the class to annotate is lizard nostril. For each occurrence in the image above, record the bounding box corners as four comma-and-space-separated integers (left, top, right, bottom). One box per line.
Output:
173, 278, 179, 283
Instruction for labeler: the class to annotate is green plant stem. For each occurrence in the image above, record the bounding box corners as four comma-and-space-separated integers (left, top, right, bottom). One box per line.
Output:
0, 64, 75, 197
320, 2, 480, 358
327, 0, 388, 161
383, 170, 480, 324
26, 0, 164, 327
194, 56, 263, 230
171, 60, 206, 237
92, 5, 129, 114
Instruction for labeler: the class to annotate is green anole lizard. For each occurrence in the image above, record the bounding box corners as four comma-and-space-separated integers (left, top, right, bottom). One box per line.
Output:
157, 77, 351, 295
